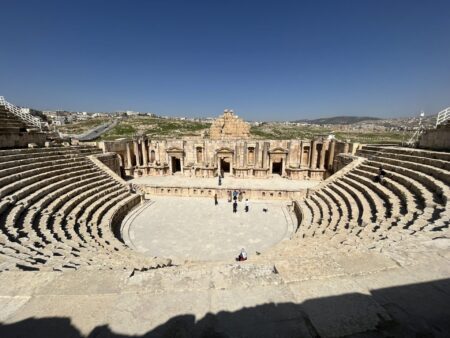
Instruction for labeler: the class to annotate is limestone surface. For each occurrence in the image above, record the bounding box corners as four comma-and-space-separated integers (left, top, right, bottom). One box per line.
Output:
209, 110, 251, 140
122, 196, 295, 262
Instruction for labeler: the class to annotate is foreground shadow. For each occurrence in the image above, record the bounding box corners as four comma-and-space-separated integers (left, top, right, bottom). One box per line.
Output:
1, 278, 449, 338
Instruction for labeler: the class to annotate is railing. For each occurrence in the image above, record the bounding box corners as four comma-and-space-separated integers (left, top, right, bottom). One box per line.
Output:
436, 107, 450, 127
0, 96, 43, 130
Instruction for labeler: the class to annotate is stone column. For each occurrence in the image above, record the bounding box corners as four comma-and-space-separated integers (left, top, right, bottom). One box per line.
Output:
328, 140, 336, 170
319, 142, 326, 169
282, 156, 286, 176
155, 142, 160, 163
126, 142, 132, 168
217, 156, 221, 175
286, 141, 291, 168
299, 141, 303, 168
180, 156, 184, 174
243, 141, 247, 167
142, 139, 148, 166
344, 142, 350, 154
230, 157, 233, 175
133, 140, 141, 167
263, 142, 270, 169
310, 140, 318, 169
203, 141, 206, 164
168, 156, 173, 173
254, 142, 260, 169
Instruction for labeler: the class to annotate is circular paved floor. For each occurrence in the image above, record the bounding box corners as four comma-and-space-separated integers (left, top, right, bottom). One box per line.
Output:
125, 196, 294, 261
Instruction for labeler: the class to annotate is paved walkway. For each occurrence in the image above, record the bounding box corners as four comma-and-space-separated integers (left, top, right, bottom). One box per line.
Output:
124, 196, 294, 261
130, 175, 319, 191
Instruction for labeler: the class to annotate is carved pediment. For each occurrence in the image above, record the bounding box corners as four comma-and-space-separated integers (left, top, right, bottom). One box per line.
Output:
269, 147, 288, 154
166, 147, 184, 154
216, 147, 234, 154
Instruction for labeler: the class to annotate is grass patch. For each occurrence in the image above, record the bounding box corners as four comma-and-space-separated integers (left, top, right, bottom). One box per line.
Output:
98, 117, 210, 140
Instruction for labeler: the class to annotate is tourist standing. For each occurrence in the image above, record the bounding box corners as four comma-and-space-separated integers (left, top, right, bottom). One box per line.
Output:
214, 193, 218, 205
227, 190, 232, 202
233, 190, 238, 201
238, 190, 243, 202
233, 200, 237, 213
218, 176, 222, 186
245, 199, 249, 212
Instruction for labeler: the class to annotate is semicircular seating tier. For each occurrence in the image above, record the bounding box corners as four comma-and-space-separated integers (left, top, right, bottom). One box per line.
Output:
1, 144, 449, 272
295, 145, 450, 249
0, 146, 170, 271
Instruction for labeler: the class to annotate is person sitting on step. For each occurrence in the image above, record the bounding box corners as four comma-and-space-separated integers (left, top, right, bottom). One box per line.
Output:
236, 248, 248, 261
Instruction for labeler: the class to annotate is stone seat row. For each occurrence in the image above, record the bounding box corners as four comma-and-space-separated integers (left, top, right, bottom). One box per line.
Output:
2, 180, 163, 271
358, 150, 450, 186
361, 145, 450, 162
296, 145, 449, 247
0, 161, 122, 266
0, 117, 26, 126
0, 146, 170, 271
0, 147, 101, 166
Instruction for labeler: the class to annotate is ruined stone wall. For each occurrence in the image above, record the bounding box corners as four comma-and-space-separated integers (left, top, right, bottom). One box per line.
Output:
209, 110, 250, 140
332, 153, 359, 173
419, 124, 450, 151
0, 132, 47, 149
112, 137, 353, 181
95, 109, 356, 181
95, 152, 122, 177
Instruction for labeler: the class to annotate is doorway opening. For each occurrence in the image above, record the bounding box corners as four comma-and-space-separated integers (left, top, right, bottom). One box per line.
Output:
220, 158, 230, 173
272, 161, 282, 175
172, 157, 181, 173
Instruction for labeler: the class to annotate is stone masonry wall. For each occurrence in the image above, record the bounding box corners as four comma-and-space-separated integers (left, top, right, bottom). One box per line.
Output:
419, 123, 450, 151
95, 152, 122, 177
209, 110, 250, 140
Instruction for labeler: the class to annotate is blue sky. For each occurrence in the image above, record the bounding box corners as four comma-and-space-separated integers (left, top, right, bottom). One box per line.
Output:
1, 0, 449, 120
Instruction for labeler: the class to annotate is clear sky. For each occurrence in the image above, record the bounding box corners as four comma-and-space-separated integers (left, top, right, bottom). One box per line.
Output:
1, 0, 449, 120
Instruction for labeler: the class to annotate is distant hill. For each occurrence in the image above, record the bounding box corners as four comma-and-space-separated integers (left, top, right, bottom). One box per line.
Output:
293, 116, 382, 125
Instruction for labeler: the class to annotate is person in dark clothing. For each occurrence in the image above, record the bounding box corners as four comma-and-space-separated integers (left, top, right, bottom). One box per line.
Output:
245, 199, 249, 212
214, 193, 218, 205
218, 176, 222, 186
233, 201, 237, 213
233, 190, 238, 201
375, 166, 386, 183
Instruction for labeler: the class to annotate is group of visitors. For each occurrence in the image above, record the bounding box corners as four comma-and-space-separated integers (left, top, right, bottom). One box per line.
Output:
216, 173, 250, 262
214, 190, 250, 213
229, 190, 249, 213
